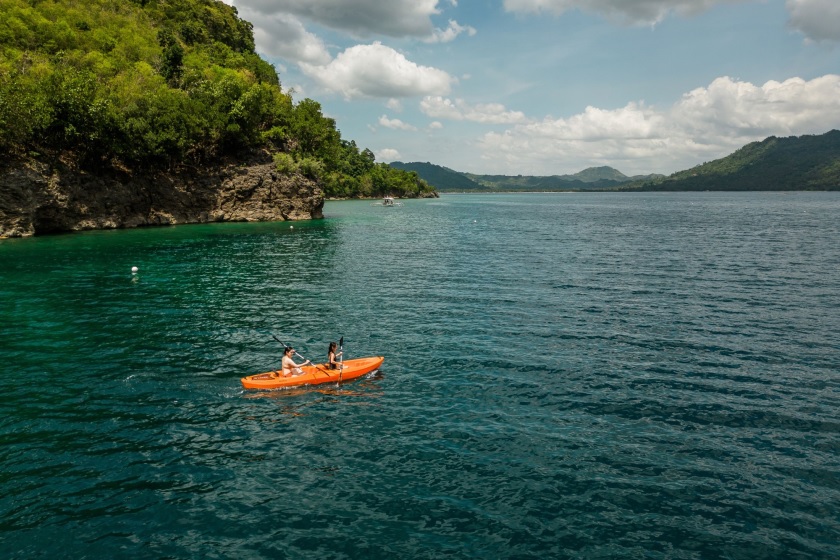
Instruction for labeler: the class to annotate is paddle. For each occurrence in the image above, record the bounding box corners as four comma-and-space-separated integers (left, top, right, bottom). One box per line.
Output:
337, 336, 344, 385
271, 335, 329, 376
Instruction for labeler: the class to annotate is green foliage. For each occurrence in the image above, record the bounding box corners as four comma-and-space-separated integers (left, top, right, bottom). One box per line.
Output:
41, 62, 111, 153
158, 28, 183, 85
273, 152, 297, 174
0, 0, 434, 197
287, 98, 341, 163
318, 142, 435, 199
297, 157, 324, 181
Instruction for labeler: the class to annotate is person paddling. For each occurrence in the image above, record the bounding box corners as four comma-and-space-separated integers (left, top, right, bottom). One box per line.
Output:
327, 341, 343, 370
280, 346, 311, 377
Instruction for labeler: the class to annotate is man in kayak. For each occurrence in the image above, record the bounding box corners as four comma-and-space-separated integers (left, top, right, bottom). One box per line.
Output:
280, 346, 311, 377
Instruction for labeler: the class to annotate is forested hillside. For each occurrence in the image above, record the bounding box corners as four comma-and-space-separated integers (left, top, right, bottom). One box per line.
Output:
397, 131, 839, 193
0, 0, 434, 199
626, 131, 840, 191
391, 161, 663, 192
390, 162, 485, 191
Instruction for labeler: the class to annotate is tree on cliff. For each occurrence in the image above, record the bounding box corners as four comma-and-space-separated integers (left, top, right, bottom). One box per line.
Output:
0, 0, 434, 198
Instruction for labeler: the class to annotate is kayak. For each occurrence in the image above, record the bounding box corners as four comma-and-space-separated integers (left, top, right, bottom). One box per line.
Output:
241, 356, 384, 390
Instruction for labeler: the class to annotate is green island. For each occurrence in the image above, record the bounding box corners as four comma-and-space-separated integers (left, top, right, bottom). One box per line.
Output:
0, 0, 435, 237
394, 130, 840, 193
623, 130, 840, 191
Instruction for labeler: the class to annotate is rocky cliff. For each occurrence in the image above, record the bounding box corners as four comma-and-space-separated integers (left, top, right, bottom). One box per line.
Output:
0, 150, 324, 238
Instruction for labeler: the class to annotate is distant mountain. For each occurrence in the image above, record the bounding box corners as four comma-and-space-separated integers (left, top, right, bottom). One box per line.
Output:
390, 162, 485, 191
572, 166, 629, 182
391, 162, 663, 192
393, 130, 840, 192
626, 130, 840, 191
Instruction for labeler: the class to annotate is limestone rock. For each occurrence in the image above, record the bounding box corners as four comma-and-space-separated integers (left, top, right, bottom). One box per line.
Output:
0, 151, 324, 237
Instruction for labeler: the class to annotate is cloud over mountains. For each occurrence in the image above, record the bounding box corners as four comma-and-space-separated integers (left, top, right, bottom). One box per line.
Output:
223, 0, 840, 174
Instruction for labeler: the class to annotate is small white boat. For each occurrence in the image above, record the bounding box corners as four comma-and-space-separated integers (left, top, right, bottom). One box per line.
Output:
374, 196, 403, 207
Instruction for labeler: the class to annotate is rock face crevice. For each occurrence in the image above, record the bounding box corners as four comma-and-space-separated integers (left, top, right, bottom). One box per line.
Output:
0, 151, 324, 237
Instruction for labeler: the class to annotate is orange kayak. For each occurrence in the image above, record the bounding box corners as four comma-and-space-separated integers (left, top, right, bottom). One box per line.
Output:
241, 356, 384, 390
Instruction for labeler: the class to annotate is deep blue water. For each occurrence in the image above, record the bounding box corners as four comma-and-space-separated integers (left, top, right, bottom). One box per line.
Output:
1, 192, 839, 559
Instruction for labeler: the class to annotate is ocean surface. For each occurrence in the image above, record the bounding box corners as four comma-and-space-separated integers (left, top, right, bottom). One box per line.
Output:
1, 192, 838, 559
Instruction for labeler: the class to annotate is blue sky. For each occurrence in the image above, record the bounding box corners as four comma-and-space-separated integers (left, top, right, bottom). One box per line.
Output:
222, 0, 840, 176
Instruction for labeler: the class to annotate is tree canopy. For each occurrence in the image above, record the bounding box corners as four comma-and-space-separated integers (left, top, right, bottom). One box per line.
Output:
0, 0, 434, 198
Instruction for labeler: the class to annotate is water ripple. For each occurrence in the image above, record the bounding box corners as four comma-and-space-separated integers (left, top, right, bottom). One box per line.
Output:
1, 193, 839, 558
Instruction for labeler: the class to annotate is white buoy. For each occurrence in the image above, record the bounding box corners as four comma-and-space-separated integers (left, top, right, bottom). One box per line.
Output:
131, 266, 138, 274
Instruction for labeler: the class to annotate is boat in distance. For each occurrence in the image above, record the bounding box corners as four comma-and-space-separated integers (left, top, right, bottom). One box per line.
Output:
241, 356, 385, 390
372, 196, 402, 207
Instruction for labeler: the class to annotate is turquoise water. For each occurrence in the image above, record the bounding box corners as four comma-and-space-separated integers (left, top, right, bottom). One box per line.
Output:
1, 192, 839, 558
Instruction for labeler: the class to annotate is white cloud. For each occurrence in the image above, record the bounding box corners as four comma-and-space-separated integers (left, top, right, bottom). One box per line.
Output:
478, 74, 840, 174
386, 98, 404, 112
502, 0, 839, 40
229, 0, 443, 38
300, 42, 454, 99
419, 97, 463, 120
503, 0, 748, 25
379, 115, 418, 131
246, 12, 332, 65
786, 0, 840, 42
429, 121, 444, 129
420, 96, 529, 124
424, 20, 478, 43
376, 148, 402, 162
672, 75, 840, 142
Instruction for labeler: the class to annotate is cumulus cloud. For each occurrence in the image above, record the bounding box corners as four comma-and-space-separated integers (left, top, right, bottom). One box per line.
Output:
386, 98, 404, 112
379, 115, 418, 131
672, 75, 840, 140
246, 12, 332, 65
229, 0, 442, 38
503, 0, 840, 39
301, 42, 455, 99
478, 75, 840, 174
376, 148, 402, 162
420, 96, 529, 124
429, 121, 444, 129
503, 0, 747, 25
786, 0, 840, 42
424, 20, 478, 43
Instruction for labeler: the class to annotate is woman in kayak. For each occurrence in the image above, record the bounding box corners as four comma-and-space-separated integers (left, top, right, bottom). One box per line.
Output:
327, 342, 343, 369
281, 346, 311, 377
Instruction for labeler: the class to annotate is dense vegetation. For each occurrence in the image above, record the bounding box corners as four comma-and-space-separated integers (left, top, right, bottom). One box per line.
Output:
0, 0, 434, 198
391, 161, 662, 192
625, 131, 840, 191
390, 162, 486, 191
